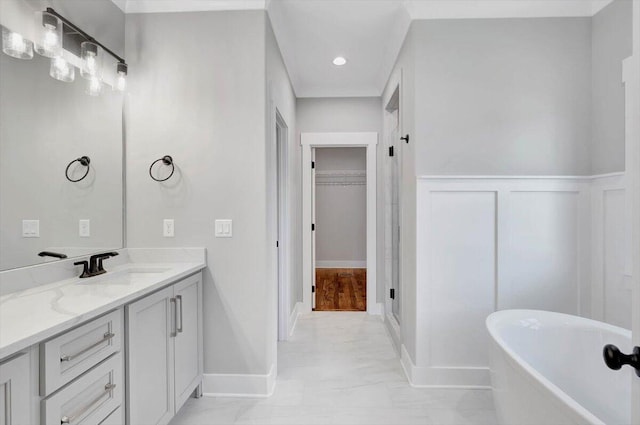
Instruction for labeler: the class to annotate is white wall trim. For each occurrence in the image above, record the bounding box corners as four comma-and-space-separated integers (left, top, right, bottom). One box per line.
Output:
315, 261, 367, 269
122, 0, 267, 14
405, 0, 614, 20
590, 172, 630, 326
415, 175, 592, 388
400, 345, 490, 389
301, 132, 378, 315
202, 364, 276, 398
288, 302, 303, 337
418, 172, 624, 181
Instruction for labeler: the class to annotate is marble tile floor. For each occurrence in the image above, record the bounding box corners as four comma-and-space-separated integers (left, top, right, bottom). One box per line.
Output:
170, 312, 497, 425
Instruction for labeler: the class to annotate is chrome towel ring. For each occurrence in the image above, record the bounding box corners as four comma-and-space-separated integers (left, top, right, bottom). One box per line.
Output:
65, 156, 91, 182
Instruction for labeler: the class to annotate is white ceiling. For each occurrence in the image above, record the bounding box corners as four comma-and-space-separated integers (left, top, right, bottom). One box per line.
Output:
112, 0, 615, 97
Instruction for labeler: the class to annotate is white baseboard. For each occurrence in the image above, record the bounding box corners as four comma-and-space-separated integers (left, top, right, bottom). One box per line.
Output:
288, 302, 303, 337
400, 345, 490, 389
367, 302, 384, 315
384, 313, 401, 353
202, 364, 276, 397
315, 261, 366, 268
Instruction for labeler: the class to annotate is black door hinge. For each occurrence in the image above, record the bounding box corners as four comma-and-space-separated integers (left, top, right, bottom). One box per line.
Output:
389, 146, 394, 157
401, 134, 410, 144
276, 241, 279, 248
312, 223, 315, 231
312, 285, 315, 293
312, 161, 315, 169
390, 288, 395, 299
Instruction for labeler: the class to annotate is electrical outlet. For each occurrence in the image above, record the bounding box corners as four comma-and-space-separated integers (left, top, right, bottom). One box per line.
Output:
79, 219, 90, 237
163, 219, 175, 237
215, 219, 232, 238
22, 220, 40, 238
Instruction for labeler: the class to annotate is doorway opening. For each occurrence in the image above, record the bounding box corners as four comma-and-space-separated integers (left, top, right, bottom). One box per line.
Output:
384, 85, 401, 324
313, 147, 367, 311
301, 132, 378, 315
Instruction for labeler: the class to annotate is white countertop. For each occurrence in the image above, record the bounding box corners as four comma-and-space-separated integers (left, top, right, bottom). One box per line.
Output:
0, 260, 205, 360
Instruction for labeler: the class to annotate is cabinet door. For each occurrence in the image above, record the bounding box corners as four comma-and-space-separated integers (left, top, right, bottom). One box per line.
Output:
126, 286, 175, 425
0, 353, 30, 425
173, 274, 203, 411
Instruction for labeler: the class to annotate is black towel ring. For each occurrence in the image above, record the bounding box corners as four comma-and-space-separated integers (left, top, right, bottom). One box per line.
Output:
149, 155, 175, 182
65, 156, 91, 182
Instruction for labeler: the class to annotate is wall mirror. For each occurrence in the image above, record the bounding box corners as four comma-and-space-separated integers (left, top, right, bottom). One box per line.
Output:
0, 30, 124, 271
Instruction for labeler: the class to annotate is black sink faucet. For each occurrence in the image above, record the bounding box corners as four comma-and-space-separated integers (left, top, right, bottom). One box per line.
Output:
74, 252, 119, 278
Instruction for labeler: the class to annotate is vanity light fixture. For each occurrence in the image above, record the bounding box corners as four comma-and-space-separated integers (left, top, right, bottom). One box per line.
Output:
50, 57, 75, 82
34, 11, 62, 58
1, 27, 34, 60
332, 56, 347, 66
1, 7, 129, 94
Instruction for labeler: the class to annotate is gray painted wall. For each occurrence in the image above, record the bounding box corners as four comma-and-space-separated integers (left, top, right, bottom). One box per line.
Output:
266, 17, 299, 324
412, 17, 592, 176
125, 11, 273, 376
591, 0, 633, 174
315, 148, 367, 264
296, 97, 383, 302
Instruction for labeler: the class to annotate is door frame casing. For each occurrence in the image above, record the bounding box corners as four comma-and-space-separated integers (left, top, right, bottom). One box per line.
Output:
301, 132, 379, 314
275, 111, 290, 341
630, 1, 640, 422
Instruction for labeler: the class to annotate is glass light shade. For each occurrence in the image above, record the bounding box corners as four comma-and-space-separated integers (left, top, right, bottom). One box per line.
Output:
2, 27, 34, 60
115, 62, 127, 91
86, 76, 102, 96
34, 11, 62, 58
80, 41, 102, 79
49, 57, 75, 82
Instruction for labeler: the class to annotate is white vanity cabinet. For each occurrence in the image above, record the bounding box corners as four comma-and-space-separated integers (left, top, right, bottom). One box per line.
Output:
125, 273, 203, 425
0, 352, 31, 425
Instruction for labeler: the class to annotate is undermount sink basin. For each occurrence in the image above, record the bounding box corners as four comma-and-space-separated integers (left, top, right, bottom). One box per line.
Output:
73, 265, 174, 286
125, 267, 171, 274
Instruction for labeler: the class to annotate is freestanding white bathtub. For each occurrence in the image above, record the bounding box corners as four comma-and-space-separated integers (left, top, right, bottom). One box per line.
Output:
486, 310, 633, 425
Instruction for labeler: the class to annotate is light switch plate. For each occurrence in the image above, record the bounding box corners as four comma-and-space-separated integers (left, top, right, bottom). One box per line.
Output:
215, 219, 232, 238
163, 219, 175, 237
22, 220, 40, 238
79, 219, 90, 237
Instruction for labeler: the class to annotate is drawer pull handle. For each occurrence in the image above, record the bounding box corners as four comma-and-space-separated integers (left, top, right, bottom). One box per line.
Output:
60, 383, 116, 424
170, 298, 177, 337
60, 332, 115, 362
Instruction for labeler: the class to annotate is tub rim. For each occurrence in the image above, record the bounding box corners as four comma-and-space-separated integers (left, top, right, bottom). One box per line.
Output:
486, 309, 631, 425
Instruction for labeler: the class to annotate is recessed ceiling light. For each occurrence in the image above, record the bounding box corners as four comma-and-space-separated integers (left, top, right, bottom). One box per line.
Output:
333, 56, 347, 66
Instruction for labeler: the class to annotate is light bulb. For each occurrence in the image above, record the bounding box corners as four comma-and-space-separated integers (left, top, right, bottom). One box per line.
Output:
116, 74, 126, 91
86, 54, 96, 74
80, 41, 102, 80
50, 57, 75, 82
86, 76, 102, 96
35, 12, 62, 58
115, 62, 127, 91
2, 27, 34, 60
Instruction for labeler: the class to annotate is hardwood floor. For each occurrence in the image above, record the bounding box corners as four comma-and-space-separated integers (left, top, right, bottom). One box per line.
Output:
315, 268, 366, 311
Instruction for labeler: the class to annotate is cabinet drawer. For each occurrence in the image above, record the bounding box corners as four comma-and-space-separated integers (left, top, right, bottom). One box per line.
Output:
42, 353, 123, 425
98, 406, 123, 425
41, 310, 123, 396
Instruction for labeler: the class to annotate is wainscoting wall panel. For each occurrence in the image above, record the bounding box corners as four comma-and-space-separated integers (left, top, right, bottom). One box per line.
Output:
411, 176, 594, 388
590, 173, 631, 329
429, 191, 496, 368
502, 191, 581, 314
